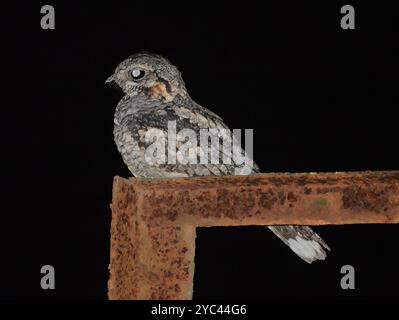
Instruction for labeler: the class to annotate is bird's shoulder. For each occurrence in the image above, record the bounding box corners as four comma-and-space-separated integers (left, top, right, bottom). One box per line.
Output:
119, 98, 228, 133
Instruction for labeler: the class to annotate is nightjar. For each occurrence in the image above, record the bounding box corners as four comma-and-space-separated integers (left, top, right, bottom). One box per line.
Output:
106, 52, 329, 263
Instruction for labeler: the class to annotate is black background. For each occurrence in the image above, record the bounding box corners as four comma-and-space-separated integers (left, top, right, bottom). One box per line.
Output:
2, 1, 398, 300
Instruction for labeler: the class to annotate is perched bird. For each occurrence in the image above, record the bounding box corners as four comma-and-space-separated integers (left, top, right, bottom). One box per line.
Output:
106, 52, 330, 263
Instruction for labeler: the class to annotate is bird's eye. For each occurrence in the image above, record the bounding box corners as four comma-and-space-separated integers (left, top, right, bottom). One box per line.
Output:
130, 69, 145, 81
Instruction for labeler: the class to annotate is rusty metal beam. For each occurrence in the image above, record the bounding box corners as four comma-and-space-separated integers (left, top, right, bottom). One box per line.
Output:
108, 171, 399, 300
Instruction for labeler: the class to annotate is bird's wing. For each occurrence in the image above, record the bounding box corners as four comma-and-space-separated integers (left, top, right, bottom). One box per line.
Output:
118, 102, 259, 178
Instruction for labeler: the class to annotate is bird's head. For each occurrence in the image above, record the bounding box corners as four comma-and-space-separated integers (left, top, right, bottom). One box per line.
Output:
106, 52, 187, 101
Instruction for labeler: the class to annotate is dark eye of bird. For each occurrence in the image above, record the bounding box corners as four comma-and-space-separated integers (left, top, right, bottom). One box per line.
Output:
131, 69, 145, 80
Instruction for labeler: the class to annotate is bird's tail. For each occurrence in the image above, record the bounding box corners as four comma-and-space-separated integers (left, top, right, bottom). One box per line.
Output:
268, 225, 330, 264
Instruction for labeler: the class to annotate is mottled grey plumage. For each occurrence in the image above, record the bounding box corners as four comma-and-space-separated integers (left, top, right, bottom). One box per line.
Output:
107, 52, 330, 263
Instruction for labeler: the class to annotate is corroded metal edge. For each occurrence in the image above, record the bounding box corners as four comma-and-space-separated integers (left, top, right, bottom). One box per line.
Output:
138, 171, 399, 226
109, 171, 399, 300
109, 176, 196, 300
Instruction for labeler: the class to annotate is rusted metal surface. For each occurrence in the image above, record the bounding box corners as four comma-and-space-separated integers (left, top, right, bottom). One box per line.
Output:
108, 171, 399, 300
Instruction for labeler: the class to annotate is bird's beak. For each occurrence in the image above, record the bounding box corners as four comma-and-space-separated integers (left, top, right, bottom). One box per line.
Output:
105, 74, 116, 84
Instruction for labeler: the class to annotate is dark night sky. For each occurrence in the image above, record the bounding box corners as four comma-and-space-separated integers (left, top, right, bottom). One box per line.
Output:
2, 1, 398, 300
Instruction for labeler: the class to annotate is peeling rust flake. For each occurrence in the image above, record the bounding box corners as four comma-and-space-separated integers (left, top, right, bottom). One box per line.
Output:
342, 185, 394, 212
